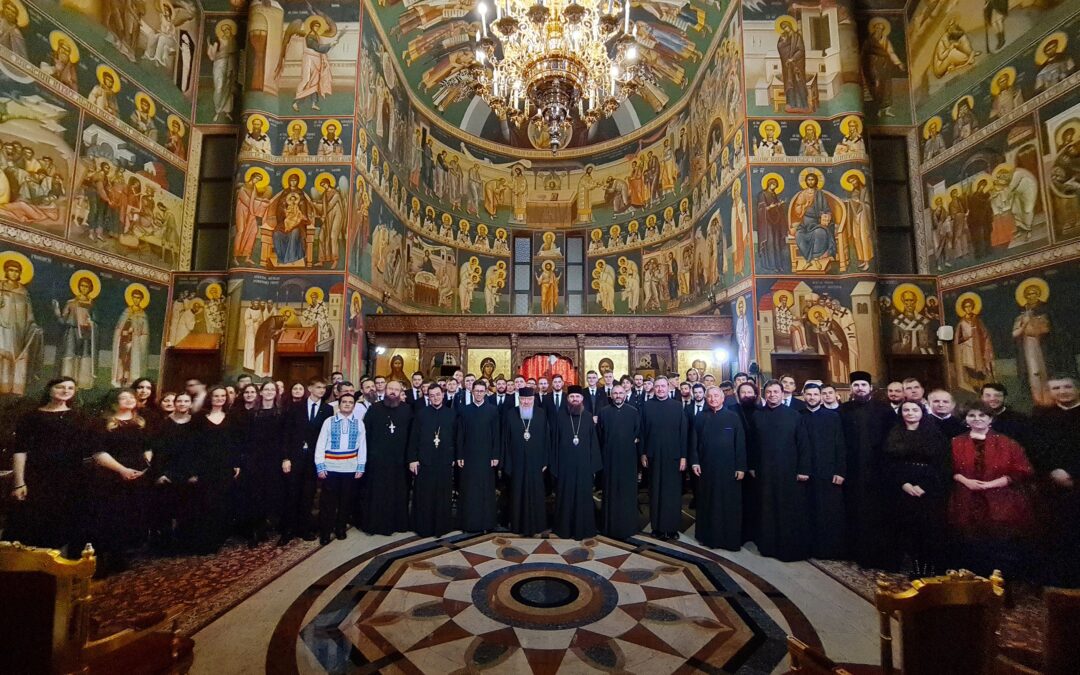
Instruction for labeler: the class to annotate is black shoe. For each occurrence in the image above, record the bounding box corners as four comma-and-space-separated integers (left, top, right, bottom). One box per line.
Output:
319, 535, 332, 545
277, 534, 294, 546
301, 531, 318, 542
334, 528, 347, 540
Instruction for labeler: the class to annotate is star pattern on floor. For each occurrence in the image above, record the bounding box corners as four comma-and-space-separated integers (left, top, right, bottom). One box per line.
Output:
299, 533, 793, 673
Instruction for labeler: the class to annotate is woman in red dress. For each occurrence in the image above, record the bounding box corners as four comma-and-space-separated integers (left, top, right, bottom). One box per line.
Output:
949, 402, 1034, 582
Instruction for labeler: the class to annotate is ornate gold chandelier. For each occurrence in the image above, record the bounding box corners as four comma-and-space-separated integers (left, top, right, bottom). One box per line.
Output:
467, 0, 651, 152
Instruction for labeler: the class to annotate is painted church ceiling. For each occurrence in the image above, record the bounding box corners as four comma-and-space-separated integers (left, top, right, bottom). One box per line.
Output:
363, 0, 727, 152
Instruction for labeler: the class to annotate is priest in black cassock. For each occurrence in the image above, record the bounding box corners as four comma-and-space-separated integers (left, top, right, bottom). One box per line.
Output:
752, 380, 811, 562
551, 386, 602, 540
641, 377, 688, 540
408, 384, 458, 538
598, 384, 642, 539
839, 371, 893, 568
501, 387, 551, 536
456, 380, 501, 533
690, 387, 746, 551
797, 383, 847, 559
357, 381, 413, 535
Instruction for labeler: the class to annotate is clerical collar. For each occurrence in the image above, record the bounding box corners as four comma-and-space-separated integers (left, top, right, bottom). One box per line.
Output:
431, 403, 442, 409
614, 402, 623, 408
1058, 401, 1080, 411
807, 405, 821, 412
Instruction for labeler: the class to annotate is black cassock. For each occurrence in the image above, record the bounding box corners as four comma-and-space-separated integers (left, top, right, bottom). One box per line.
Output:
598, 404, 641, 539
456, 402, 501, 532
798, 407, 847, 559
689, 408, 746, 551
839, 399, 893, 567
359, 401, 413, 535
502, 407, 551, 536
551, 410, 602, 540
751, 404, 811, 561
408, 404, 457, 538
642, 398, 688, 536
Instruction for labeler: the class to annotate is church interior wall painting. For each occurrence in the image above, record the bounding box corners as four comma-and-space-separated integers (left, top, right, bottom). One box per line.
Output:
231, 162, 352, 271
856, 9, 912, 127
166, 272, 227, 351
754, 276, 882, 386
1036, 86, 1079, 243
877, 278, 941, 356
677, 349, 720, 382
197, 11, 244, 126
583, 349, 628, 382
239, 112, 352, 160
0, 239, 168, 398
915, 14, 1079, 166
467, 348, 512, 383
920, 113, 1049, 274
907, 0, 1075, 120
374, 347, 417, 383
749, 162, 876, 275
242, 0, 360, 118
223, 271, 343, 380
741, 0, 864, 119
941, 260, 1080, 410
363, 0, 726, 152
341, 285, 369, 383
731, 291, 754, 376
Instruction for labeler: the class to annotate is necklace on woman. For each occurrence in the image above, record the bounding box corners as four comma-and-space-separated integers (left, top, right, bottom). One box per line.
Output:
570, 413, 581, 446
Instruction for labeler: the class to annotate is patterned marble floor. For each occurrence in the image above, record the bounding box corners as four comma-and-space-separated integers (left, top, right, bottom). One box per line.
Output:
283, 533, 820, 674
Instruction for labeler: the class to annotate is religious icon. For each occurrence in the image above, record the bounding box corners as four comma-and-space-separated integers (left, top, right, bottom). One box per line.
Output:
207, 18, 239, 123
954, 291, 995, 394
922, 117, 946, 160
798, 120, 826, 157
130, 91, 159, 143
0, 250, 42, 395
242, 114, 272, 154
264, 169, 315, 267
88, 65, 121, 116
861, 17, 905, 120
788, 168, 845, 272
234, 166, 272, 266
43, 30, 79, 91
887, 284, 933, 354
775, 15, 816, 113
166, 115, 186, 155
277, 10, 345, 112
989, 67, 1023, 120
1011, 277, 1066, 407
592, 259, 616, 314
617, 255, 641, 314
313, 172, 346, 268
111, 283, 151, 387
1, 0, 29, 61
754, 119, 785, 159
951, 95, 978, 143
537, 260, 561, 314
484, 261, 506, 314
53, 269, 99, 389
834, 115, 866, 157
840, 169, 873, 271
319, 119, 343, 155
1034, 32, 1073, 91
735, 296, 751, 373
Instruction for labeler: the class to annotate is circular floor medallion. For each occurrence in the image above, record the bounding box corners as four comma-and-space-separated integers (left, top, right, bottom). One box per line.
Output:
472, 562, 618, 630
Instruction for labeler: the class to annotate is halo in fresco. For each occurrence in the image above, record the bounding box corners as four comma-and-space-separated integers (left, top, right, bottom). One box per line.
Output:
955, 291, 983, 316
0, 251, 34, 284
797, 168, 825, 189
96, 65, 121, 92
244, 166, 271, 190
761, 172, 786, 192
306, 287, 326, 304
1014, 277, 1049, 306
124, 282, 151, 308
69, 269, 102, 298
49, 30, 80, 62
923, 116, 942, 139
891, 283, 926, 313
281, 168, 307, 188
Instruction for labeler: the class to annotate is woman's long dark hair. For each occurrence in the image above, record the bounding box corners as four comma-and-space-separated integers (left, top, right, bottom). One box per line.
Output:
131, 377, 157, 407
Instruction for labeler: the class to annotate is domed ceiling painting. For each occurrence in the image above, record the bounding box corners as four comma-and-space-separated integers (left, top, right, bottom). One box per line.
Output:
364, 0, 726, 152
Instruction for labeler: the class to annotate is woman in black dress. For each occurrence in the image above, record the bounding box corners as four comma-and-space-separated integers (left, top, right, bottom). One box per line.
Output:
8, 377, 86, 555
239, 381, 285, 546
149, 392, 198, 553
90, 388, 151, 574
884, 401, 952, 577
133, 377, 164, 430
158, 391, 176, 415
189, 386, 240, 553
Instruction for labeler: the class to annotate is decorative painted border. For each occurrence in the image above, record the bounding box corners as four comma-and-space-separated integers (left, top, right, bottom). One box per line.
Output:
937, 240, 1080, 290
0, 222, 171, 283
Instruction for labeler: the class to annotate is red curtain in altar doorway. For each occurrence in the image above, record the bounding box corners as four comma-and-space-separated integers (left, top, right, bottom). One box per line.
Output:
520, 354, 578, 385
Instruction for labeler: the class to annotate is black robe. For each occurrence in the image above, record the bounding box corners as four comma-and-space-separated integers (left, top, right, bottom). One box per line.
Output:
456, 402, 501, 532
689, 408, 746, 550
502, 407, 551, 536
358, 401, 413, 535
551, 410, 602, 540
798, 407, 847, 559
752, 404, 811, 561
838, 398, 893, 567
407, 404, 458, 538
733, 402, 760, 543
598, 404, 642, 539
642, 398, 688, 535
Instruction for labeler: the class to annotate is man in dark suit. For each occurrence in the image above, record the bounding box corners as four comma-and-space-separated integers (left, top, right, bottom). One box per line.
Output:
546, 374, 569, 415
780, 374, 807, 410
281, 377, 334, 544
689, 383, 707, 418
406, 371, 425, 408
583, 370, 608, 416
491, 376, 512, 410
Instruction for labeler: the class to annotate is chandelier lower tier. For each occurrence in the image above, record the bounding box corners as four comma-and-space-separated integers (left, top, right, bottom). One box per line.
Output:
466, 0, 653, 153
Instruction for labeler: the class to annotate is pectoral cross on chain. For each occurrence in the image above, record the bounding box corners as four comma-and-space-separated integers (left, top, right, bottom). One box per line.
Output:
389, 421, 396, 435
433, 434, 441, 448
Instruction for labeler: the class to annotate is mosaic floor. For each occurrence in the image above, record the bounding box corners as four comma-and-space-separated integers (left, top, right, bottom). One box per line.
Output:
285, 533, 819, 674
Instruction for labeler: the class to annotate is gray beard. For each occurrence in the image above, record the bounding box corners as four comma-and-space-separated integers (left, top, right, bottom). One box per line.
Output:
520, 407, 534, 420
